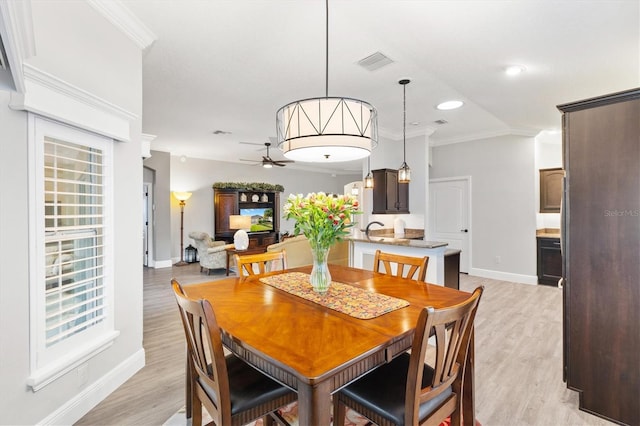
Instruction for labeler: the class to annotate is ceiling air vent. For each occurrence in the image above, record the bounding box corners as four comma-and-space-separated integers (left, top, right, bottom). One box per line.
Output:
357, 51, 393, 71
434, 119, 448, 125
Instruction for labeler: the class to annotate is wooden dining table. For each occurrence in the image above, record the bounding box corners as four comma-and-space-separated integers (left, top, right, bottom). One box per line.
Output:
183, 264, 476, 426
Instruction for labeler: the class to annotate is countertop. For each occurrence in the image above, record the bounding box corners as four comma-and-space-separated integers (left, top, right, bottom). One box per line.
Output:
347, 229, 448, 249
536, 228, 561, 238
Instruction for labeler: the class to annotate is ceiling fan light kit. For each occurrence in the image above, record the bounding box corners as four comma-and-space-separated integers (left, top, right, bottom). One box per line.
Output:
276, 0, 378, 163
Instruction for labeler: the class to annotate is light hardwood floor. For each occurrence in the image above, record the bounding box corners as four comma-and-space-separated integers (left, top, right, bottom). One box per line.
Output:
76, 264, 614, 426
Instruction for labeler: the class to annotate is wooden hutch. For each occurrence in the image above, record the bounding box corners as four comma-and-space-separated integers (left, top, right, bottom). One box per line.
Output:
213, 183, 282, 250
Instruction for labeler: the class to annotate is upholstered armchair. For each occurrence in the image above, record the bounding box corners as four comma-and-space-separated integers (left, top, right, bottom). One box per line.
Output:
188, 232, 234, 274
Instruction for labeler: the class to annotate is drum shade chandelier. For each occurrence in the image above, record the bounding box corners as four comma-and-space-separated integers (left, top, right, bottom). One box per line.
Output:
398, 79, 411, 183
276, 0, 378, 163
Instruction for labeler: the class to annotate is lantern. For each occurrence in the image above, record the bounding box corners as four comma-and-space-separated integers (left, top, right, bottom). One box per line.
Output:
184, 244, 198, 264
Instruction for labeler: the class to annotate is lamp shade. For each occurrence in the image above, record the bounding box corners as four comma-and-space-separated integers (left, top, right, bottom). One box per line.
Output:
276, 97, 378, 162
229, 215, 252, 230
173, 191, 192, 202
229, 215, 252, 250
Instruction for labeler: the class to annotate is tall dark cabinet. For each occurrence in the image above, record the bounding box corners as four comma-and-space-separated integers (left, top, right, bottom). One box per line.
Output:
558, 88, 640, 426
214, 188, 280, 249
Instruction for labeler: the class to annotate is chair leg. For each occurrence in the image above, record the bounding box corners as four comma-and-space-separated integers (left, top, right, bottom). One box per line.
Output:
192, 397, 202, 426
185, 355, 192, 420
333, 397, 346, 426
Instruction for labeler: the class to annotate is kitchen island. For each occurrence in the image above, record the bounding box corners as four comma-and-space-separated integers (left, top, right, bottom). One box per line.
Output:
347, 229, 449, 285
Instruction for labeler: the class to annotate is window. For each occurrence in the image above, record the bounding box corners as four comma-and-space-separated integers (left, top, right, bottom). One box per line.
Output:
28, 115, 118, 391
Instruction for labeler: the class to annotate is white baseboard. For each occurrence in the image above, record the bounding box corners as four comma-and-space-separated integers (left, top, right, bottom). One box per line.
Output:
469, 268, 538, 285
154, 259, 173, 269
38, 348, 146, 425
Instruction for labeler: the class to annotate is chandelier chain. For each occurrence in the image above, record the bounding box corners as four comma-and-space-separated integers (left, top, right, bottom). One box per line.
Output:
325, 0, 329, 98
403, 82, 406, 162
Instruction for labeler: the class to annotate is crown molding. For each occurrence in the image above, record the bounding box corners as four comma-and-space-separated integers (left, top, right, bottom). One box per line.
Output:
10, 63, 138, 141
87, 0, 156, 50
430, 127, 540, 147
141, 133, 156, 159
0, 0, 36, 93
378, 125, 436, 141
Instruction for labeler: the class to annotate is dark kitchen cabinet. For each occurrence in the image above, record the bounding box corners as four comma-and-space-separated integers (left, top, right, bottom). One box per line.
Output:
371, 169, 409, 214
558, 88, 640, 425
539, 167, 563, 213
536, 237, 561, 286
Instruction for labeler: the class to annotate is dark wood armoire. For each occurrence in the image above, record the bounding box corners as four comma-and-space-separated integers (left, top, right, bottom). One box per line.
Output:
558, 88, 640, 426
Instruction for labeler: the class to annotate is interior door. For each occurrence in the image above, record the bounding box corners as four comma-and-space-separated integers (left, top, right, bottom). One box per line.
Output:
429, 177, 470, 273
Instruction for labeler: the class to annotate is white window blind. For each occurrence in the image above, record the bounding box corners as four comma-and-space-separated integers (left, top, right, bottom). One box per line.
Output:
29, 116, 117, 391
44, 137, 106, 347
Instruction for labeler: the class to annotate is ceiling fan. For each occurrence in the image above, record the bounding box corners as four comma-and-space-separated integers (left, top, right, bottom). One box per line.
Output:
240, 142, 294, 168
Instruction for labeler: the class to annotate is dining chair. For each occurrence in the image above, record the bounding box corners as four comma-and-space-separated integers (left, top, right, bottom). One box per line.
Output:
373, 249, 429, 281
172, 280, 296, 426
333, 286, 484, 426
234, 250, 287, 276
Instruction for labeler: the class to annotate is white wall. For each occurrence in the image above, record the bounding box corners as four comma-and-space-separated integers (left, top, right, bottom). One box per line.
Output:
0, 2, 144, 424
364, 134, 429, 231
535, 131, 562, 229
169, 156, 361, 260
431, 135, 538, 283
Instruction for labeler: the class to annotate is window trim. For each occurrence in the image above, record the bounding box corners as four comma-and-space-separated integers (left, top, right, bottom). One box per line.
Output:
27, 114, 119, 391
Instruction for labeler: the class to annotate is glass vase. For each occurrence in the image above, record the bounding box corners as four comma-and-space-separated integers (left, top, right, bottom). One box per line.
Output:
310, 245, 332, 293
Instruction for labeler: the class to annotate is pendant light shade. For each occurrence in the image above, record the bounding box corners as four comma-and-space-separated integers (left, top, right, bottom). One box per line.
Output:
398, 79, 411, 183
364, 155, 374, 188
276, 0, 378, 163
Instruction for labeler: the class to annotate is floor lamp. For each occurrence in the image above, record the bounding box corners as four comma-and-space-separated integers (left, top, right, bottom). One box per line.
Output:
173, 191, 192, 266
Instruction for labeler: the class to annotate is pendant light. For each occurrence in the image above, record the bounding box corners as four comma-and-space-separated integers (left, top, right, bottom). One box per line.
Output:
364, 156, 374, 189
398, 79, 411, 183
276, 0, 378, 163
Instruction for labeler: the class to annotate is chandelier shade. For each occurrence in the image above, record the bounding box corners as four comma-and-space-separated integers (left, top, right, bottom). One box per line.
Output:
276, 0, 377, 163
277, 97, 378, 162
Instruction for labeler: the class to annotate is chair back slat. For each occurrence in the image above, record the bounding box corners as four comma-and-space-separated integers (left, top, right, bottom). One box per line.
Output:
405, 286, 484, 425
373, 250, 429, 281
235, 250, 287, 276
172, 279, 232, 424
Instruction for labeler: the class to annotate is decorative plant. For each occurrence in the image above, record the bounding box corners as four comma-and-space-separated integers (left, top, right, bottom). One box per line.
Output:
284, 192, 360, 292
283, 192, 360, 251
212, 182, 284, 192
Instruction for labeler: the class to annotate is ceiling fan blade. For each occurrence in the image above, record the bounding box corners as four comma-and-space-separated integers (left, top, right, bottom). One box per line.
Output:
239, 141, 264, 146
272, 161, 287, 167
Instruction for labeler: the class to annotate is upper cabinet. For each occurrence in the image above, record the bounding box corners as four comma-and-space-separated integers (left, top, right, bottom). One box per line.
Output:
539, 167, 563, 213
372, 169, 409, 214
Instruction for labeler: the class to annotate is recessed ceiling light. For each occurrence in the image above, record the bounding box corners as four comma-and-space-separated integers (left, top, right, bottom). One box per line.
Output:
436, 100, 464, 111
505, 65, 525, 76
410, 121, 420, 126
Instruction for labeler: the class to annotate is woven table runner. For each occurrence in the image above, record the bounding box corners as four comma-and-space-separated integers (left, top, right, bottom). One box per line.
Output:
259, 272, 409, 319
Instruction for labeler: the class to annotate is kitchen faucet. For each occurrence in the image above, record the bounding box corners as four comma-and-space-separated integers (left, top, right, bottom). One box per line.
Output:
365, 221, 384, 236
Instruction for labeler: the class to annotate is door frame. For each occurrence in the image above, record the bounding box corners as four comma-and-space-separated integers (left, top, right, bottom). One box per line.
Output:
143, 182, 154, 267
428, 176, 472, 273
